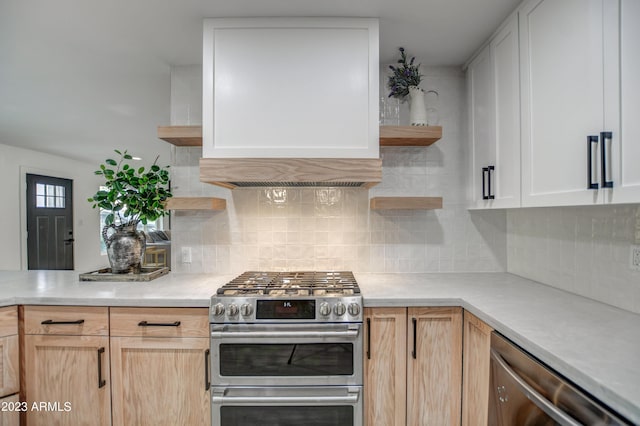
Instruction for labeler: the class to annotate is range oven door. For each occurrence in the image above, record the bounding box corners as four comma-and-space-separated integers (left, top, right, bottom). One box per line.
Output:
211, 322, 362, 386
212, 386, 362, 426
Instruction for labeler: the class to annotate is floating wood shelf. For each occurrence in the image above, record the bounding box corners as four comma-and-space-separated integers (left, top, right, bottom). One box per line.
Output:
379, 126, 442, 146
158, 125, 442, 147
157, 126, 202, 146
370, 197, 443, 210
165, 197, 226, 211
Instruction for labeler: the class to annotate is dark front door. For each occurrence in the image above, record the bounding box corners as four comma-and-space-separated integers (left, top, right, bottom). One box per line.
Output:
26, 174, 74, 270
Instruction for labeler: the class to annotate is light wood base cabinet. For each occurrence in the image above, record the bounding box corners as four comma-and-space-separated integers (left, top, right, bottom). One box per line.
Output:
462, 312, 493, 426
24, 335, 111, 426
109, 307, 210, 426
408, 307, 462, 426
363, 307, 407, 426
0, 394, 20, 426
110, 337, 210, 426
364, 307, 463, 426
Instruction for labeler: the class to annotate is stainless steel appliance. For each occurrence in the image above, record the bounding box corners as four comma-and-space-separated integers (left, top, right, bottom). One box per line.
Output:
489, 332, 631, 425
210, 271, 363, 426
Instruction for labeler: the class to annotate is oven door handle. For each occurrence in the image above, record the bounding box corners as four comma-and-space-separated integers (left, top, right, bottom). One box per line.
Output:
490, 349, 581, 426
211, 329, 360, 339
212, 390, 360, 405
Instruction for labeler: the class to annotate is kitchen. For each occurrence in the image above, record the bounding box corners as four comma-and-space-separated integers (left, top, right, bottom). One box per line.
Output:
1, 0, 639, 425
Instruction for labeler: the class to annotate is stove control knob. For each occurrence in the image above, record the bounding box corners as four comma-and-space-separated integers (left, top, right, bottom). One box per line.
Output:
228, 304, 239, 317
334, 302, 346, 317
240, 303, 253, 317
319, 302, 331, 317
348, 303, 361, 316
213, 303, 225, 316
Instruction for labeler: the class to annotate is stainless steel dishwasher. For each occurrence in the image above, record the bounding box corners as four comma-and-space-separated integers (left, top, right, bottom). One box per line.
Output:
489, 332, 632, 425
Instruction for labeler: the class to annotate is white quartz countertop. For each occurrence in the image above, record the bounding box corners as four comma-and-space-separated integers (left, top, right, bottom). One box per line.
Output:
0, 270, 638, 423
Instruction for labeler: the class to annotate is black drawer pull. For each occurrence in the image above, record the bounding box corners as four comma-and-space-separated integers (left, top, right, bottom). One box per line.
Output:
97, 347, 106, 388
366, 318, 371, 360
587, 135, 599, 190
487, 165, 495, 200
41, 319, 85, 325
482, 167, 489, 200
411, 317, 417, 359
204, 349, 211, 391
600, 131, 613, 188
138, 321, 181, 327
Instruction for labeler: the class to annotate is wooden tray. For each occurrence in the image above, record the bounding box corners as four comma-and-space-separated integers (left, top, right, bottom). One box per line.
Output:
79, 267, 169, 282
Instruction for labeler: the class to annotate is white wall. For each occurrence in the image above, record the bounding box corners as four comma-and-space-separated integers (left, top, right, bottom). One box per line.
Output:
507, 205, 640, 314
168, 65, 507, 274
0, 143, 106, 271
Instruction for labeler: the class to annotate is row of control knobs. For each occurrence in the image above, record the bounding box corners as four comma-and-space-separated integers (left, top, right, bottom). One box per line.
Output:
320, 302, 360, 317
212, 303, 253, 317
211, 302, 361, 317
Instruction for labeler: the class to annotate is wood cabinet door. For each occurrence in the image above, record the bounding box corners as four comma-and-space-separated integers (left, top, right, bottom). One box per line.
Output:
407, 307, 462, 426
110, 337, 210, 426
0, 336, 18, 398
363, 307, 407, 426
24, 334, 111, 426
0, 394, 19, 426
462, 312, 493, 426
520, 0, 607, 207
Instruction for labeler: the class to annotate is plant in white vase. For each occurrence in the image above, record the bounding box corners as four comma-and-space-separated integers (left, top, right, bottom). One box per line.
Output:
387, 47, 427, 126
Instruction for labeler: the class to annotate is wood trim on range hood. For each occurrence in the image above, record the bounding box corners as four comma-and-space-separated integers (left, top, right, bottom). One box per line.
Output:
199, 158, 382, 189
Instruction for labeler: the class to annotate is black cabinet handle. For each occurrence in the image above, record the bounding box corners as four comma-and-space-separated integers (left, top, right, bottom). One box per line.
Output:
41, 319, 85, 325
487, 166, 495, 200
366, 318, 371, 360
600, 131, 614, 188
587, 135, 599, 190
97, 347, 106, 388
411, 317, 417, 359
137, 321, 181, 327
204, 349, 211, 391
481, 167, 489, 200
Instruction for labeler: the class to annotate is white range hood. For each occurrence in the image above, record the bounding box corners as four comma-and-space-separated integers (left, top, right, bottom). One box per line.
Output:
200, 17, 382, 188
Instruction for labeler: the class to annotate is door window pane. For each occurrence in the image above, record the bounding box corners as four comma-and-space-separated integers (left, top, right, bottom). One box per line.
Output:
35, 183, 65, 208
220, 406, 353, 426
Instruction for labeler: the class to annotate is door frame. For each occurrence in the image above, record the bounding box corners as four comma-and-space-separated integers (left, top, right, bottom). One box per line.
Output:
19, 166, 75, 271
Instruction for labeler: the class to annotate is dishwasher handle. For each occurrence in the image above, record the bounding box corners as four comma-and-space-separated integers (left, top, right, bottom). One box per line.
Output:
490, 349, 581, 426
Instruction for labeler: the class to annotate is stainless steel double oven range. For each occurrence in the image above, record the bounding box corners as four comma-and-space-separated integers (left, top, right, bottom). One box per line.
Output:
209, 271, 364, 426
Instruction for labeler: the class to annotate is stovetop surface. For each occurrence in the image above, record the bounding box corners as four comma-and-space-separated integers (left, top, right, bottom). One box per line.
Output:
216, 271, 360, 297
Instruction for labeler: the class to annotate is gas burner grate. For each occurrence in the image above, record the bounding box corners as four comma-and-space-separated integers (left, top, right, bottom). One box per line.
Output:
217, 271, 360, 296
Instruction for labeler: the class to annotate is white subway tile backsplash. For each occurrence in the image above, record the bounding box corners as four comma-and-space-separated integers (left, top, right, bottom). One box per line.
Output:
508, 205, 640, 314
170, 66, 506, 276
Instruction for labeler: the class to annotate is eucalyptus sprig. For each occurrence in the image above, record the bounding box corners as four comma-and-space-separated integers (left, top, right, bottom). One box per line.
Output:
88, 149, 172, 226
387, 47, 422, 99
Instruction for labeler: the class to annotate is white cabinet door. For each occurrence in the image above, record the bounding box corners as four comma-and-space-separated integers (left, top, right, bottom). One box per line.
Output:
520, 0, 607, 207
609, 0, 640, 203
468, 15, 520, 210
490, 16, 521, 208
468, 45, 495, 209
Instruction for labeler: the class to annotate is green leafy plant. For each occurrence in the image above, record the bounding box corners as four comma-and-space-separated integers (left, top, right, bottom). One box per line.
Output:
88, 149, 172, 226
387, 47, 422, 99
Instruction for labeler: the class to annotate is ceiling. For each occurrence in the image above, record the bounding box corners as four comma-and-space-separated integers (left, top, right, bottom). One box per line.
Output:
0, 0, 519, 164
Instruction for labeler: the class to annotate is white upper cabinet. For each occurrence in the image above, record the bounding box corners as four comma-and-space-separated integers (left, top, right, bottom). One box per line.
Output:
519, 0, 640, 206
202, 18, 379, 159
610, 0, 640, 203
519, 0, 608, 206
468, 15, 520, 209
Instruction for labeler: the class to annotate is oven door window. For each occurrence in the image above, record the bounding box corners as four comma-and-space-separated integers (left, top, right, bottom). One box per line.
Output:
220, 343, 353, 376
221, 406, 353, 426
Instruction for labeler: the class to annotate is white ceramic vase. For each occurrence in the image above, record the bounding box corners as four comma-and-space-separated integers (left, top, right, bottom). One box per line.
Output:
408, 86, 427, 126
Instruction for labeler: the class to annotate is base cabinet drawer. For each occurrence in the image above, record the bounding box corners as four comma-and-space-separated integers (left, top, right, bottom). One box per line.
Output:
0, 394, 19, 426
